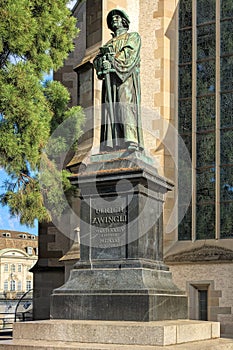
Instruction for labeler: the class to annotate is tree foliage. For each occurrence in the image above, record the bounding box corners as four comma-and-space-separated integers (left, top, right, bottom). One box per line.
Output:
0, 0, 85, 225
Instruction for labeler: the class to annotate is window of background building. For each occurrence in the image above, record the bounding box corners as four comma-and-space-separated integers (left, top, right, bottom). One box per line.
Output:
17, 281, 22, 291
10, 280, 16, 291
2, 232, 11, 237
86, 0, 102, 49
26, 280, 32, 291
4, 281, 8, 291
11, 264, 15, 272
19, 234, 27, 239
77, 63, 94, 109
27, 247, 33, 256
76, 62, 94, 149
18, 264, 22, 272
4, 264, 8, 272
178, 0, 233, 240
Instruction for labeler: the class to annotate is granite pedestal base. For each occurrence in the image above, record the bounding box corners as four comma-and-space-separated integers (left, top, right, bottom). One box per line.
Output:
51, 260, 187, 321
51, 151, 187, 321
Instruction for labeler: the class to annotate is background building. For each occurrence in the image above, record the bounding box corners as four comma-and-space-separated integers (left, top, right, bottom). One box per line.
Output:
0, 230, 37, 330
33, 0, 233, 337
0, 230, 38, 299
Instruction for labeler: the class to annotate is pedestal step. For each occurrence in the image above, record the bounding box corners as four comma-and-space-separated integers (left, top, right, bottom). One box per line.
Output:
11, 320, 220, 346
0, 319, 222, 348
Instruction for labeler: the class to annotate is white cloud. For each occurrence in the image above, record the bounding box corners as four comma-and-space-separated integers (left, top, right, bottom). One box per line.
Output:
0, 206, 38, 235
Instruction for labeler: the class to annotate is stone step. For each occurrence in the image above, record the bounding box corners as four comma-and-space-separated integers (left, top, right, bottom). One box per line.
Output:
1, 338, 233, 350
10, 319, 220, 347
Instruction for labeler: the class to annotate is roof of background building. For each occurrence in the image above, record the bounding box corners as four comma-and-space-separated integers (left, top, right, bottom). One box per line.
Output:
0, 230, 38, 251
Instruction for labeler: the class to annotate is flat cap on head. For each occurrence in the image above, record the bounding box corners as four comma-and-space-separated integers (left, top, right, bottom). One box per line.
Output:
107, 9, 130, 31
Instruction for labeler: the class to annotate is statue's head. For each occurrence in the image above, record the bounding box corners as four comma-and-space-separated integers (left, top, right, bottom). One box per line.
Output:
107, 9, 130, 32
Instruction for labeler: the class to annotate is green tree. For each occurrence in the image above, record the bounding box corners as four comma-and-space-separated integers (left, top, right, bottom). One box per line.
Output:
0, 0, 85, 225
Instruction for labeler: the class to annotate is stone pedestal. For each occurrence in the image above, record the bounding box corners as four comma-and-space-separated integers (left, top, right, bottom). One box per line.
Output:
0, 319, 222, 349
51, 151, 187, 321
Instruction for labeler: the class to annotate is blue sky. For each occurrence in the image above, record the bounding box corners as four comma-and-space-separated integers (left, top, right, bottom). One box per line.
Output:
0, 169, 38, 235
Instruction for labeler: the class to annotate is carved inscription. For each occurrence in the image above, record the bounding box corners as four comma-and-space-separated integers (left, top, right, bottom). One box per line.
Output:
92, 213, 127, 225
91, 202, 127, 251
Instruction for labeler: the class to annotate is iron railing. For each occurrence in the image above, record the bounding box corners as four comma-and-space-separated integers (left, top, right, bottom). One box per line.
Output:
0, 289, 33, 337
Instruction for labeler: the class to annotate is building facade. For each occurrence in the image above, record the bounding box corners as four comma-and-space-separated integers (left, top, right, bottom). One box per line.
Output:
0, 230, 38, 299
34, 0, 233, 336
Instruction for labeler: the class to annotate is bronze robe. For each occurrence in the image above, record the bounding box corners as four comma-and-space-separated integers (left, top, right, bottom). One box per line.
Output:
94, 31, 144, 151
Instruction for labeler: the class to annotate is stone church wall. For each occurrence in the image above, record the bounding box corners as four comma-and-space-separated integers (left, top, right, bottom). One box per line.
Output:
169, 262, 233, 337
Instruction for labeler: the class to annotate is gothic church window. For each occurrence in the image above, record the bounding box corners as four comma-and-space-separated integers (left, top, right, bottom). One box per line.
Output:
178, 0, 233, 240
